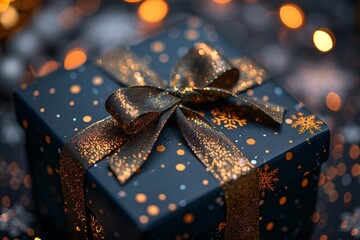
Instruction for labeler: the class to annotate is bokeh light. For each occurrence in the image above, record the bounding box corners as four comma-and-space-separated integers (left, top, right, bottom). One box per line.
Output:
0, 5, 19, 29
0, 0, 10, 12
313, 29, 335, 53
138, 0, 168, 23
279, 3, 304, 29
38, 61, 61, 77
326, 92, 341, 112
212, 0, 232, 4
64, 48, 87, 70
75, 0, 101, 16
123, 0, 142, 2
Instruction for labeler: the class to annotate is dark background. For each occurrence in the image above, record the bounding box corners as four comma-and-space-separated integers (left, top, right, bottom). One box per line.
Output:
0, 0, 359, 239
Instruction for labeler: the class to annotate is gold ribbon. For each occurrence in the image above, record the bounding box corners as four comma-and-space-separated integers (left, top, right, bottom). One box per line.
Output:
59, 42, 285, 239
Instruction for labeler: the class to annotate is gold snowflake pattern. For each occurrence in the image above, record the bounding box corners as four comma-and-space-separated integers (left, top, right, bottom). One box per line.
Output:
210, 107, 247, 130
90, 215, 105, 240
257, 164, 279, 196
291, 112, 323, 135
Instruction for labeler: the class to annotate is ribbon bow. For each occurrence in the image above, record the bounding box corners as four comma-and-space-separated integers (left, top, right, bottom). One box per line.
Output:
60, 42, 285, 240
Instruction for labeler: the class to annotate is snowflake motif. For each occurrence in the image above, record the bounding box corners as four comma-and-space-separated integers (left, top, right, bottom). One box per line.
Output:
90, 215, 105, 240
291, 112, 323, 135
339, 207, 360, 238
257, 164, 279, 196
210, 107, 247, 130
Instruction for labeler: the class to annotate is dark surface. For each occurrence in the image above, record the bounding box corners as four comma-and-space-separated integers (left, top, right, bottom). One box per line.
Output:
0, 0, 359, 239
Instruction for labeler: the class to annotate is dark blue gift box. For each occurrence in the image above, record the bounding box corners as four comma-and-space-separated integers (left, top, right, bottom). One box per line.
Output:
14, 17, 329, 239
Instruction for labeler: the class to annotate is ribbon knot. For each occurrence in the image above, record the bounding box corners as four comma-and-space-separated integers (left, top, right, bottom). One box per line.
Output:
60, 42, 286, 239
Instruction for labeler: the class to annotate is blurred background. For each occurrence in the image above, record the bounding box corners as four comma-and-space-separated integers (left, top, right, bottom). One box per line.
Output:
0, 0, 359, 239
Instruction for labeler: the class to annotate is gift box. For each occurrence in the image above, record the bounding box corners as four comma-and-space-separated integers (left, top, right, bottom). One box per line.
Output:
14, 17, 329, 239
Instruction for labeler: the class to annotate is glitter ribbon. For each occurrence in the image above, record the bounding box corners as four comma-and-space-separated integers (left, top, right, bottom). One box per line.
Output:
60, 42, 285, 239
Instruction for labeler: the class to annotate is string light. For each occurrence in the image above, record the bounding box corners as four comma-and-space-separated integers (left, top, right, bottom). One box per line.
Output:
313, 29, 335, 52
279, 3, 304, 29
138, 0, 168, 23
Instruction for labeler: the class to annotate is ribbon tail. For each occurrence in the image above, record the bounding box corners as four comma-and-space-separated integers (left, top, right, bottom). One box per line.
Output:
60, 116, 127, 239
175, 106, 259, 240
108, 106, 176, 184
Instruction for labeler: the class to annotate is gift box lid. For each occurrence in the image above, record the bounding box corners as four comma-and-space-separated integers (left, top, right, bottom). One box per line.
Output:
14, 17, 330, 238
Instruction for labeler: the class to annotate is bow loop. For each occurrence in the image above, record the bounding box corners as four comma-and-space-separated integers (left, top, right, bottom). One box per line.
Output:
105, 86, 180, 134
170, 42, 239, 90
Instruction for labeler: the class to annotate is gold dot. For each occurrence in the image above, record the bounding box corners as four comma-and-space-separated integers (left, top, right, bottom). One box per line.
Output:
168, 203, 177, 211
285, 151, 293, 161
139, 215, 149, 224
151, 41, 165, 53
135, 193, 147, 203
177, 149, 185, 156
92, 76, 103, 86
246, 89, 254, 96
246, 138, 256, 145
175, 163, 186, 171
46, 165, 54, 175
76, 226, 81, 232
156, 145, 166, 152
285, 118, 293, 124
33, 90, 40, 97
185, 29, 199, 41
301, 178, 309, 188
70, 84, 81, 94
202, 179, 209, 185
49, 88, 56, 94
83, 115, 92, 123
40, 107, 45, 113
262, 95, 269, 101
22, 119, 29, 129
265, 150, 270, 154
289, 140, 293, 143
159, 53, 169, 63
158, 194, 166, 201
69, 101, 75, 106
279, 196, 287, 205
45, 135, 51, 144
183, 213, 194, 224
147, 205, 160, 216
160, 164, 165, 168
266, 222, 274, 231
